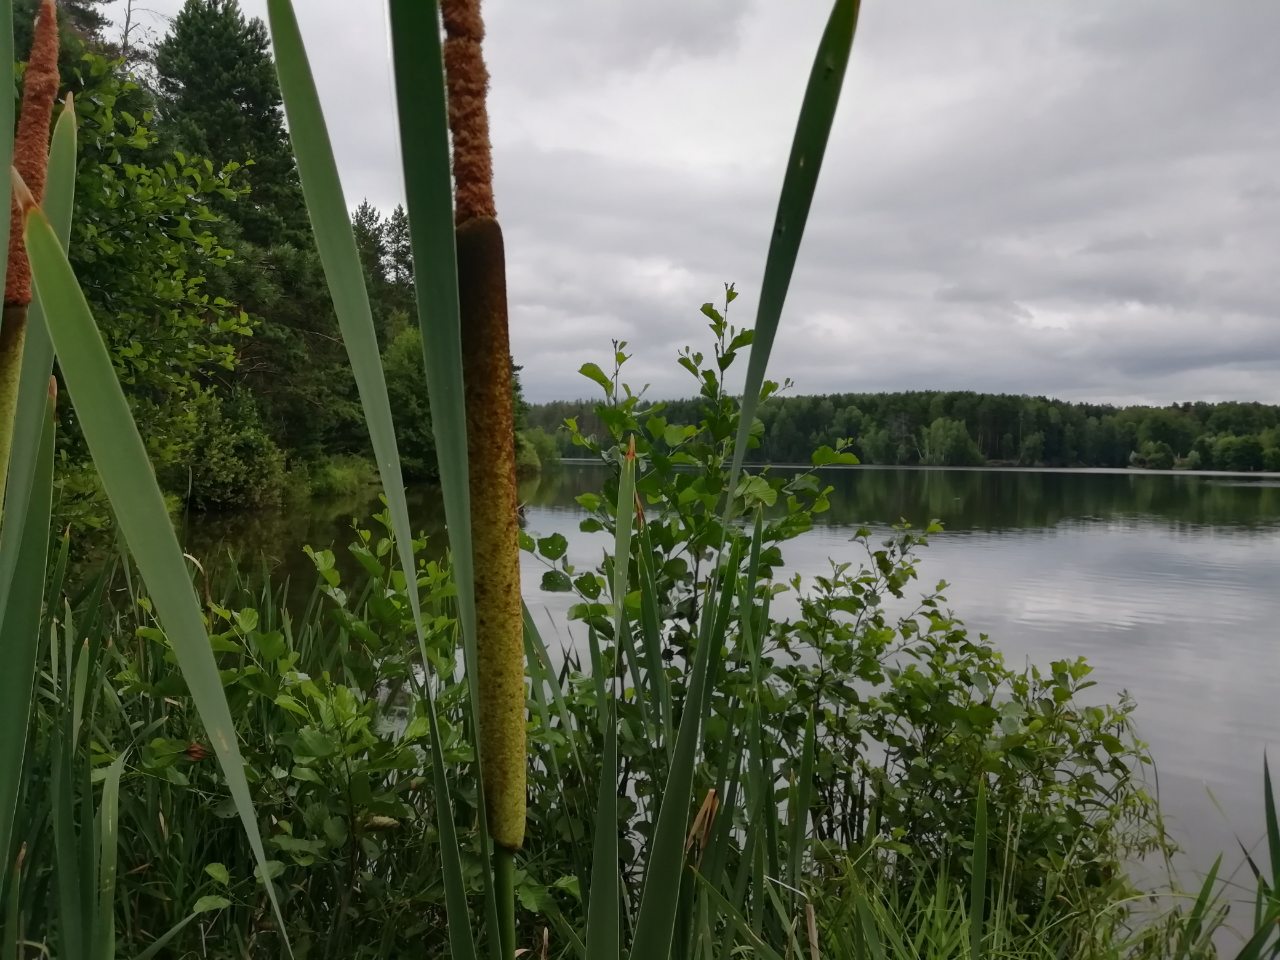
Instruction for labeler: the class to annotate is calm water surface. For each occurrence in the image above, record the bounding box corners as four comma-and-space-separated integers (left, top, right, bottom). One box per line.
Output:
185, 464, 1280, 890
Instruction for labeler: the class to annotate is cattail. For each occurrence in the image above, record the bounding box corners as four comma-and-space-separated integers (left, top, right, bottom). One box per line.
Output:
442, 0, 526, 855
441, 0, 496, 225
0, 0, 60, 505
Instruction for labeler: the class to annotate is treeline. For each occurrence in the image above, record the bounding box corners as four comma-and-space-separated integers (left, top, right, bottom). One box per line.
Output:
16, 0, 542, 512
529, 391, 1280, 472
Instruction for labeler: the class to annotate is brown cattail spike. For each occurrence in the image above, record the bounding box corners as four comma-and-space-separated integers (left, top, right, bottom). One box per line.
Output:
442, 0, 496, 224
458, 215, 525, 851
6, 0, 60, 307
0, 2, 59, 507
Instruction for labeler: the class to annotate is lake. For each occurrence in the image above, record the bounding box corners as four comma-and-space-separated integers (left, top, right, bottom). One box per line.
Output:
183, 463, 1280, 895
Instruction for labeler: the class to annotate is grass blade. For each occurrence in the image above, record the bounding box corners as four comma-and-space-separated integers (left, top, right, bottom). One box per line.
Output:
1265, 755, 1280, 902
387, 0, 475, 660
586, 440, 637, 959
0, 99, 74, 883
787, 709, 816, 902
94, 752, 126, 960
585, 707, 619, 960
727, 0, 861, 497
969, 781, 988, 960
268, 4, 482, 955
0, 379, 53, 887
4, 96, 74, 522
21, 202, 290, 951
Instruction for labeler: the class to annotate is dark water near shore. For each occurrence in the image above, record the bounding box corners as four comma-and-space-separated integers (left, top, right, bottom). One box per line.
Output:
183, 463, 1280, 899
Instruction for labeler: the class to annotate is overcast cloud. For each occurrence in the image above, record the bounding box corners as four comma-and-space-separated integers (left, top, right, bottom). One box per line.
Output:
113, 1, 1280, 404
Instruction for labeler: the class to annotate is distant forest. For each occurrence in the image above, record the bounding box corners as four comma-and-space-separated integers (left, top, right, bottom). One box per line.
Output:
528, 392, 1280, 472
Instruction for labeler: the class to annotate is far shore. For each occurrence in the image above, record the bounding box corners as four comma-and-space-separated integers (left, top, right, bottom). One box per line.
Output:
556, 458, 1280, 481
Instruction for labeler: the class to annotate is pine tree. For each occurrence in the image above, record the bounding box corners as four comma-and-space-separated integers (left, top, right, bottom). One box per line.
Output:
153, 0, 307, 246
385, 204, 414, 286
351, 200, 387, 289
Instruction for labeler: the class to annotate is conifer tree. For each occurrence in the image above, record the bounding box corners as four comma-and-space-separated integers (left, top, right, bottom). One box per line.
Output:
153, 0, 307, 246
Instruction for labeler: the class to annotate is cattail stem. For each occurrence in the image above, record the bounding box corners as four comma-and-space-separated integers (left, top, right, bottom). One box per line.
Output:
494, 845, 517, 957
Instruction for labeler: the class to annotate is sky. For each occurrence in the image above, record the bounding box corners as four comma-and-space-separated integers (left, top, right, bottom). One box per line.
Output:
109, 1, 1280, 405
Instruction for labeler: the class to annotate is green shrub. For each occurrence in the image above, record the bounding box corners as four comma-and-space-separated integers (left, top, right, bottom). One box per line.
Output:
514, 431, 540, 477
523, 425, 561, 470
306, 453, 379, 498
382, 325, 437, 480
185, 389, 287, 510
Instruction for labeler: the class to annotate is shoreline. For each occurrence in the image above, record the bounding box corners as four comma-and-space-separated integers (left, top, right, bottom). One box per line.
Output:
555, 458, 1280, 481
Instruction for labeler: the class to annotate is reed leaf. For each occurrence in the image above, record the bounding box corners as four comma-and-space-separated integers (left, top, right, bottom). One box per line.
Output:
585, 712, 620, 959
93, 751, 126, 960
727, 0, 861, 498
21, 202, 291, 949
585, 440, 636, 959
387, 0, 476, 661
0, 376, 53, 886
268, 3, 485, 954
0, 0, 11, 300
0, 99, 73, 890
968, 781, 988, 960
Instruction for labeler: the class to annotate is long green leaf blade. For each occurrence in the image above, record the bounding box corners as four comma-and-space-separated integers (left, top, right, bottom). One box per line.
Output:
0, 379, 53, 881
787, 709, 816, 900
0, 101, 72, 884
94, 751, 126, 960
5, 97, 75, 525
728, 0, 861, 497
585, 707, 619, 959
968, 780, 988, 960
268, 4, 481, 955
22, 204, 291, 951
387, 0, 476, 661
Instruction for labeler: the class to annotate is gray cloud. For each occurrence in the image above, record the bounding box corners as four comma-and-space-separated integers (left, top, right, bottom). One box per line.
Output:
115, 1, 1280, 405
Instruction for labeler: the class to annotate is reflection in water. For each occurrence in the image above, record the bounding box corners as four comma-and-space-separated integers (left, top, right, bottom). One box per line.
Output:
181, 463, 1280, 887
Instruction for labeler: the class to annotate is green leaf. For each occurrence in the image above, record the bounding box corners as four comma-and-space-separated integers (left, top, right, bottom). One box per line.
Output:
811, 444, 858, 467
204, 863, 230, 886
585, 706, 619, 960
193, 895, 232, 914
94, 751, 127, 960
579, 362, 613, 397
276, 0, 495, 952
0, 99, 74, 877
537, 532, 568, 561
295, 728, 336, 758
251, 630, 287, 662
541, 570, 574, 593
727, 0, 861, 503
22, 204, 290, 949
969, 780, 988, 960
574, 573, 602, 600
386, 2, 486, 957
